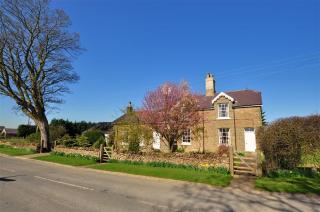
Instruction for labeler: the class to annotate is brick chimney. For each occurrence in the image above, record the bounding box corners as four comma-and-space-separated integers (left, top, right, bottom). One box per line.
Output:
205, 73, 215, 96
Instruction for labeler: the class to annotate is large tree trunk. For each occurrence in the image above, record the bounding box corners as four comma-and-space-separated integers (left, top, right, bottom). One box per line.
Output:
37, 117, 51, 153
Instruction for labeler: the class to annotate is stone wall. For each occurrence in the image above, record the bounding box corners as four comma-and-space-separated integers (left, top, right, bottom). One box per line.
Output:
112, 151, 229, 168
54, 146, 229, 168
54, 146, 100, 158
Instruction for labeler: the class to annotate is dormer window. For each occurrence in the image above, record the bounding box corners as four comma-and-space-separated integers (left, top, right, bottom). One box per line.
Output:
218, 103, 229, 118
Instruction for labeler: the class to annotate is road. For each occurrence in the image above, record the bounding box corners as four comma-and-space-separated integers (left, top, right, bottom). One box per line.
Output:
0, 155, 319, 212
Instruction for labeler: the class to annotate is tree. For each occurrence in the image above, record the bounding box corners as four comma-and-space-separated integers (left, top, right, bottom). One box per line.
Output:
261, 110, 267, 126
140, 82, 201, 152
0, 0, 81, 151
17, 124, 36, 138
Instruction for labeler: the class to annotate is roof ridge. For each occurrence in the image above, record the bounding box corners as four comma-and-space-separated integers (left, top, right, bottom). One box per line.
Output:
225, 89, 260, 93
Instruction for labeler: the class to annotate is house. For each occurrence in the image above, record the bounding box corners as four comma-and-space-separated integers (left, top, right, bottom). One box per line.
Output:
113, 73, 262, 153
1, 128, 18, 138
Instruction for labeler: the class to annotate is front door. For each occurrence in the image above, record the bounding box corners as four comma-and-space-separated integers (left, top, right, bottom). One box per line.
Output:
152, 131, 161, 150
244, 128, 256, 152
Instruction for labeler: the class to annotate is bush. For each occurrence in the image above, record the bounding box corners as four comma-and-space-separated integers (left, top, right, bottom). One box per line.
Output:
302, 150, 320, 169
17, 125, 36, 138
83, 130, 104, 145
257, 115, 320, 172
92, 137, 106, 149
76, 135, 91, 147
50, 125, 67, 142
57, 135, 77, 147
217, 145, 229, 157
128, 140, 140, 153
26, 132, 41, 143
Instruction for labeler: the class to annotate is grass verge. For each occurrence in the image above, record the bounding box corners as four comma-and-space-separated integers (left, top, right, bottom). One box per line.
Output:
0, 144, 36, 156
256, 177, 320, 194
256, 170, 320, 194
90, 160, 232, 187
34, 152, 98, 166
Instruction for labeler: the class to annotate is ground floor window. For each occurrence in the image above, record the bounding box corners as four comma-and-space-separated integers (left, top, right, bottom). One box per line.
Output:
219, 128, 230, 145
182, 129, 191, 145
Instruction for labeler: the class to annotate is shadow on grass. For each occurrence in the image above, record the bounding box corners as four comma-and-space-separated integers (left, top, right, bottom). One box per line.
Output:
256, 177, 320, 194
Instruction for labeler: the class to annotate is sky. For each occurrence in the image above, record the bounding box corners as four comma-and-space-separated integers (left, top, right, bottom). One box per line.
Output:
0, 0, 319, 128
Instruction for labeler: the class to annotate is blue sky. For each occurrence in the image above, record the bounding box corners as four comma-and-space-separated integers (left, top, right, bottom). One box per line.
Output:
0, 0, 319, 128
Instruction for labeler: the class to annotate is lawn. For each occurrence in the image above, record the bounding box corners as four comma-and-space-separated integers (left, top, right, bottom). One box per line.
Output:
256, 177, 320, 194
90, 162, 232, 187
0, 144, 36, 156
34, 152, 98, 166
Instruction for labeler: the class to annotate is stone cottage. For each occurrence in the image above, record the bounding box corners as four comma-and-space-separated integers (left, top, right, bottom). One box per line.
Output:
113, 73, 263, 153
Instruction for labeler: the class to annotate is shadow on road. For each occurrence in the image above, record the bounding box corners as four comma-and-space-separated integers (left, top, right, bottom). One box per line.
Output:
157, 181, 320, 212
0, 175, 25, 182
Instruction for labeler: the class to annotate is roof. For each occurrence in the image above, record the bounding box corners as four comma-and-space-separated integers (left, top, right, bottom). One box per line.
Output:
87, 122, 113, 133
198, 90, 262, 109
3, 128, 18, 135
112, 111, 141, 125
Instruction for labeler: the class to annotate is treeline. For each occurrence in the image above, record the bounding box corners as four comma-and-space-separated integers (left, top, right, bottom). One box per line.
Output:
18, 119, 96, 138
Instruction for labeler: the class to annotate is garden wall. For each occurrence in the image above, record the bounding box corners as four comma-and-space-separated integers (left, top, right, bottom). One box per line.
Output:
54, 146, 229, 168
112, 152, 229, 168
54, 146, 100, 158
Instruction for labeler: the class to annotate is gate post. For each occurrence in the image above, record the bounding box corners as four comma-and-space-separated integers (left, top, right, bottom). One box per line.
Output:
229, 146, 234, 176
256, 150, 263, 177
99, 144, 104, 163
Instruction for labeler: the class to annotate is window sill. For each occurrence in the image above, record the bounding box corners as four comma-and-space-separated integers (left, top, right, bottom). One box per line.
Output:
181, 142, 191, 146
217, 117, 231, 120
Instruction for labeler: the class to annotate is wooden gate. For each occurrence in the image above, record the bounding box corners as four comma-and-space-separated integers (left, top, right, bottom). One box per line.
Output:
229, 146, 261, 176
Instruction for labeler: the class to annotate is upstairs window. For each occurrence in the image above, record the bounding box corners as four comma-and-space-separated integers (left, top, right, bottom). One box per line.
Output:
218, 103, 229, 118
219, 128, 230, 145
182, 129, 191, 145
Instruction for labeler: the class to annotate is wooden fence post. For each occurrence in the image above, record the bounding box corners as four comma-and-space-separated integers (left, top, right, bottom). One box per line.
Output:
256, 150, 263, 177
99, 144, 104, 163
229, 146, 234, 176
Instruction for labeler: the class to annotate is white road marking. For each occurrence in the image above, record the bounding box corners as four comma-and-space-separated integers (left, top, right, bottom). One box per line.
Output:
34, 176, 94, 191
0, 167, 16, 172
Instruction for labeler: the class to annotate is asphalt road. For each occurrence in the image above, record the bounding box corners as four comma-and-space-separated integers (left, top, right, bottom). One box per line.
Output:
0, 155, 319, 212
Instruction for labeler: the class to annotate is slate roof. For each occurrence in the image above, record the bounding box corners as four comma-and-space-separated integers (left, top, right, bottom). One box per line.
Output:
198, 90, 262, 109
112, 90, 262, 123
4, 128, 18, 135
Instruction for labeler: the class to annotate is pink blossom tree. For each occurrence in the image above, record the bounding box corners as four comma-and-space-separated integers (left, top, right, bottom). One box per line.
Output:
140, 82, 201, 152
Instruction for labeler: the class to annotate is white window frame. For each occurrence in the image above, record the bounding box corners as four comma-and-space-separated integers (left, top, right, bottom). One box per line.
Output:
219, 128, 230, 145
181, 129, 191, 145
218, 103, 230, 119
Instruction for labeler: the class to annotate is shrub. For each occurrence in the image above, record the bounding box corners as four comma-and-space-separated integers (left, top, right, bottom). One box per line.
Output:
83, 130, 104, 145
26, 132, 41, 143
50, 125, 67, 142
302, 150, 320, 169
257, 115, 320, 172
17, 125, 36, 138
217, 145, 229, 157
57, 135, 77, 147
76, 135, 91, 147
128, 140, 140, 153
92, 137, 106, 149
